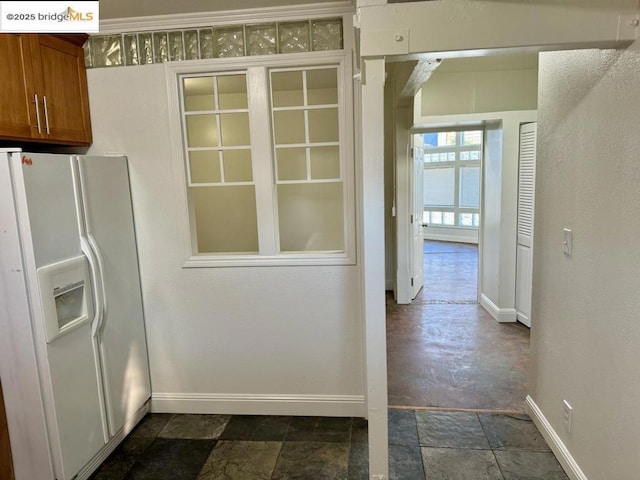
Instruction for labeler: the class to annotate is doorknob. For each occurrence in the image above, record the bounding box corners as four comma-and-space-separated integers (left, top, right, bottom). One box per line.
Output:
422, 223, 429, 228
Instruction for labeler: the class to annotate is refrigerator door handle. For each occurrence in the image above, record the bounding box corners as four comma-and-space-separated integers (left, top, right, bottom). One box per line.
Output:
81, 236, 105, 339
87, 233, 108, 335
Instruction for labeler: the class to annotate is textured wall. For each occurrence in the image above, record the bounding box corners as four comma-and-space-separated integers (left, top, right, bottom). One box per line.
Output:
85, 65, 364, 414
532, 41, 640, 478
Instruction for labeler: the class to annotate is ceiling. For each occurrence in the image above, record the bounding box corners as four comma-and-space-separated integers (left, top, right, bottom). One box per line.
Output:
99, 0, 347, 19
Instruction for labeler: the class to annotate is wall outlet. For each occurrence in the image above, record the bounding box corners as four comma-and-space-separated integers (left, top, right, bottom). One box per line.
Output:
563, 228, 573, 256
563, 400, 573, 432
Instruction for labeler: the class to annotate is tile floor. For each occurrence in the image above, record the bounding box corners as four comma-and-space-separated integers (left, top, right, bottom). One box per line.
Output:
90, 410, 568, 480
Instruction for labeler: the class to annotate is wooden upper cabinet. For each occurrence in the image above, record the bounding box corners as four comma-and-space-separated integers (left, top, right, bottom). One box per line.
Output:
0, 34, 92, 146
0, 34, 37, 140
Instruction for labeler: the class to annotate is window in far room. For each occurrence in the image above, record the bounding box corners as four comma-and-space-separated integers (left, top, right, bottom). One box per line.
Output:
422, 130, 482, 229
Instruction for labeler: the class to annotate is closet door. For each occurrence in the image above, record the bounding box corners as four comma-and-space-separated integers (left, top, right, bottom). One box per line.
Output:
515, 122, 537, 327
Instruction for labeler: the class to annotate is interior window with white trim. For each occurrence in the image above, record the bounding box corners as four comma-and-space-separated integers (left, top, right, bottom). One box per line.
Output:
177, 54, 354, 266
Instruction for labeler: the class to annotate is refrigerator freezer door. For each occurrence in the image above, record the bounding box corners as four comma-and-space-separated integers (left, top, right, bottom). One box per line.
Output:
15, 152, 108, 480
76, 156, 152, 436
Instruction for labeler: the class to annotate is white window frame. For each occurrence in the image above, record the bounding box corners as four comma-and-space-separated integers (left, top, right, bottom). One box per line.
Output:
422, 130, 482, 229
165, 50, 355, 267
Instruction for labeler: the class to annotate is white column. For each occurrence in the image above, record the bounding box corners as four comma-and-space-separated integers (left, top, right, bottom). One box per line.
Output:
361, 57, 389, 479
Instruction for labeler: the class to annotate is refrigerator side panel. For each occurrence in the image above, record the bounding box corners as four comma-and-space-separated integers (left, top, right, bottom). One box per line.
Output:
77, 156, 151, 436
0, 153, 54, 480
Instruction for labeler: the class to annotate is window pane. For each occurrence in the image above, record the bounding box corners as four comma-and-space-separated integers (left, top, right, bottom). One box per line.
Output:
310, 146, 340, 179
462, 130, 482, 145
306, 68, 338, 105
431, 211, 443, 224
460, 213, 473, 227
308, 108, 338, 143
217, 75, 248, 109
220, 113, 250, 146
183, 77, 215, 111
273, 110, 305, 144
186, 114, 218, 147
278, 182, 344, 252
222, 150, 252, 182
192, 185, 258, 254
189, 151, 220, 183
443, 212, 455, 225
423, 167, 454, 206
459, 166, 480, 208
271, 71, 303, 107
277, 148, 307, 181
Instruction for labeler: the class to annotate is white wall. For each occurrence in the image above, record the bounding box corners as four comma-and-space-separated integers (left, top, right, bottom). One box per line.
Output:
421, 68, 538, 116
86, 65, 364, 416
530, 42, 640, 479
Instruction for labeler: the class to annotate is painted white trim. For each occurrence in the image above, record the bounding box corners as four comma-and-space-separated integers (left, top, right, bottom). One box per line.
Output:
525, 396, 588, 480
98, 2, 354, 34
150, 393, 366, 417
75, 402, 150, 480
480, 293, 517, 323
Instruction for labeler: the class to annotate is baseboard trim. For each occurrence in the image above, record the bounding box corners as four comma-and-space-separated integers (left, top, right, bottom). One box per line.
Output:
525, 396, 588, 480
424, 233, 478, 244
151, 393, 366, 417
480, 293, 517, 323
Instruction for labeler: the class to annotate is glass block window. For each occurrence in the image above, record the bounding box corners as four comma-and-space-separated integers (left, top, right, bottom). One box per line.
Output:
174, 55, 354, 266
422, 130, 483, 229
85, 18, 343, 68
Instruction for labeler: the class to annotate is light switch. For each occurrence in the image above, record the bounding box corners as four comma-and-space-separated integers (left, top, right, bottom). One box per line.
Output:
563, 228, 572, 256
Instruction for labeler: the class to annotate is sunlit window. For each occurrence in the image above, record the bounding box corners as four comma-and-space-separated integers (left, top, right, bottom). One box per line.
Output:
422, 130, 482, 228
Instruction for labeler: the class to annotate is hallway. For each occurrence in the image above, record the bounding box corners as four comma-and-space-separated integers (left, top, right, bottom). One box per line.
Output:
387, 241, 530, 411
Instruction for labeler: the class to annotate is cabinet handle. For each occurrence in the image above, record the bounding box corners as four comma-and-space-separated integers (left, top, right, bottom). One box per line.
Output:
42, 96, 50, 134
33, 94, 42, 134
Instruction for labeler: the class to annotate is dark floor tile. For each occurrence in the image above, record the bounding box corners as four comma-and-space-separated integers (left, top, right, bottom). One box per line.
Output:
271, 441, 349, 479
89, 437, 155, 480
348, 443, 369, 480
389, 444, 425, 480
128, 413, 173, 438
285, 416, 352, 443
389, 409, 419, 446
421, 447, 502, 480
126, 438, 215, 480
220, 415, 291, 441
196, 440, 281, 480
351, 417, 368, 444
158, 414, 230, 439
416, 411, 489, 450
478, 414, 550, 452
494, 450, 569, 480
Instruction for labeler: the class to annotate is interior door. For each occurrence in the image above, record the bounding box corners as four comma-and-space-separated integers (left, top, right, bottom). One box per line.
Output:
515, 123, 537, 327
76, 156, 151, 437
411, 134, 425, 299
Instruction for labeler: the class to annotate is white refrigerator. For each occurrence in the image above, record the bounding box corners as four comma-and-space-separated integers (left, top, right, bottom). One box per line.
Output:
0, 149, 151, 480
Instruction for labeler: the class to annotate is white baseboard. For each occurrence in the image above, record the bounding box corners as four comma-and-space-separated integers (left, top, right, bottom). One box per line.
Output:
151, 393, 366, 417
526, 396, 588, 480
480, 293, 517, 323
424, 233, 478, 244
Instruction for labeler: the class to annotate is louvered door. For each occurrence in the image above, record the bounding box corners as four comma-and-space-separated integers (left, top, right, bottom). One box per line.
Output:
515, 122, 537, 327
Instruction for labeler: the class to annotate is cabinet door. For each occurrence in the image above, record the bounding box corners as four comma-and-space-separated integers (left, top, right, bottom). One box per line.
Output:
0, 34, 39, 140
29, 35, 92, 145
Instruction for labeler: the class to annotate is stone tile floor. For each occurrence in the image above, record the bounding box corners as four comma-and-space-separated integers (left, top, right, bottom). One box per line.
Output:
90, 410, 569, 480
